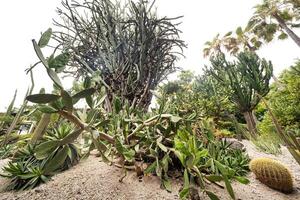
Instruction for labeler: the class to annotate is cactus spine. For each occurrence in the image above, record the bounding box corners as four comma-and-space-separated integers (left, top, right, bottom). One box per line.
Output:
250, 157, 293, 193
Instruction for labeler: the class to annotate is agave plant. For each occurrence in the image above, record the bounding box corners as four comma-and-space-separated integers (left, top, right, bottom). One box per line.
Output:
0, 144, 14, 159
43, 123, 81, 169
1, 125, 81, 191
1, 159, 49, 190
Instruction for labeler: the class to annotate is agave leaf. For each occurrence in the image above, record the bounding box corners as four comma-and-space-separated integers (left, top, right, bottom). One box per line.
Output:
38, 28, 52, 48
26, 94, 60, 104
44, 145, 69, 174
205, 175, 223, 182
174, 150, 185, 166
214, 160, 230, 176
179, 169, 190, 199
40, 175, 49, 182
150, 148, 158, 157
60, 129, 83, 145
186, 155, 195, 169
183, 169, 189, 187
179, 187, 189, 199
35, 140, 59, 160
81, 142, 95, 160
206, 191, 220, 200
234, 176, 250, 184
61, 90, 73, 111
18, 173, 37, 179
224, 175, 235, 199
194, 149, 208, 164
94, 119, 110, 128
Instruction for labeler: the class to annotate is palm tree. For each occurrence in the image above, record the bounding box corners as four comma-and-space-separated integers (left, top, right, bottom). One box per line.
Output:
248, 0, 300, 47
203, 34, 225, 58
203, 27, 263, 58
223, 27, 263, 55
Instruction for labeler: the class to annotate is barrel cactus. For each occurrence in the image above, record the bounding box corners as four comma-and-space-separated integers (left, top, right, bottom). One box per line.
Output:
250, 157, 293, 193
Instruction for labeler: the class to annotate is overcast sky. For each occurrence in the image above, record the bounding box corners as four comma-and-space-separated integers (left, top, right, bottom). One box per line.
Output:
0, 0, 299, 111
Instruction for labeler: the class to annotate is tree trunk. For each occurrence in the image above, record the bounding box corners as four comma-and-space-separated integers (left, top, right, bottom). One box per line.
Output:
30, 114, 51, 144
243, 111, 258, 139
273, 13, 300, 47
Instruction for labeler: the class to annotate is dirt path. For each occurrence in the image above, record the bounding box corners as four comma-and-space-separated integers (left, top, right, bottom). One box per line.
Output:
0, 141, 299, 200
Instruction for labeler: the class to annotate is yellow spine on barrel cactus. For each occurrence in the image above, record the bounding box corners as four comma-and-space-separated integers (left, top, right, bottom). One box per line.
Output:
249, 157, 293, 193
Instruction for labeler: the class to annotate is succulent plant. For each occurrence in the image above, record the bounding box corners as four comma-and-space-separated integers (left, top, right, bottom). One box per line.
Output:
250, 157, 293, 193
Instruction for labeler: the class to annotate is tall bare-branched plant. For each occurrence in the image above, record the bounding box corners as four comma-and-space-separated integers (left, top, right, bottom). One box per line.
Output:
52, 0, 186, 110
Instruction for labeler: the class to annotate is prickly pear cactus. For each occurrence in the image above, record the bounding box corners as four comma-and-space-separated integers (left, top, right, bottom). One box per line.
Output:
250, 157, 293, 193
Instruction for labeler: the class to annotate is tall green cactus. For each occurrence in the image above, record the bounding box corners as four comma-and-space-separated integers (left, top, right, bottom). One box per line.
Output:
30, 113, 51, 144
1, 71, 35, 147
207, 51, 273, 138
0, 90, 17, 132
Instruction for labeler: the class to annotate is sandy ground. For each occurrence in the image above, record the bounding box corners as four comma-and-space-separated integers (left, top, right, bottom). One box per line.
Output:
0, 140, 299, 200
210, 140, 300, 200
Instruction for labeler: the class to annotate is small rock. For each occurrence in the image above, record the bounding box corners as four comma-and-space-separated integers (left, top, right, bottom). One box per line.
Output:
34, 189, 42, 193
223, 138, 245, 150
